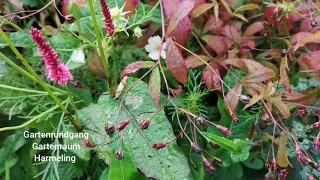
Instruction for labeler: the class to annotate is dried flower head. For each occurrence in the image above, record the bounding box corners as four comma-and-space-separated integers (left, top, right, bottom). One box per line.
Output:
115, 149, 125, 160
117, 120, 130, 132
134, 27, 143, 38
30, 28, 73, 86
279, 169, 288, 180
152, 143, 167, 150
100, 0, 115, 36
217, 125, 232, 136
105, 123, 115, 135
83, 139, 96, 148
139, 119, 151, 130
191, 143, 201, 154
65, 15, 75, 24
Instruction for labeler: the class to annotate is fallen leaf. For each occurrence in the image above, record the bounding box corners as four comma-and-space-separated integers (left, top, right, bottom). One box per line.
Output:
165, 37, 188, 84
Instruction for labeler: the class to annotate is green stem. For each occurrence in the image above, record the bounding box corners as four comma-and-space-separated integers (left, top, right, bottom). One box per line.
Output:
87, 0, 112, 88
0, 18, 23, 31
75, 5, 83, 44
111, 36, 118, 85
0, 29, 82, 131
0, 52, 66, 94
65, 86, 80, 123
0, 99, 69, 132
0, 84, 62, 95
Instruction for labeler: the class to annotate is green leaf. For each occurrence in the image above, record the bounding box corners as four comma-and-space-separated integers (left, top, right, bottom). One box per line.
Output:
66, 77, 191, 179
128, 4, 162, 25
202, 132, 237, 152
108, 145, 142, 180
242, 154, 264, 170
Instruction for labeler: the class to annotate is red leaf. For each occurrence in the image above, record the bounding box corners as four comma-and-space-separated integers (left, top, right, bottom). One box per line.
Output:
163, 0, 192, 45
292, 32, 320, 51
203, 16, 224, 34
185, 55, 211, 69
219, 24, 242, 45
201, 35, 227, 56
149, 67, 161, 108
224, 84, 242, 115
166, 0, 194, 36
165, 37, 188, 84
202, 62, 222, 91
243, 22, 264, 37
121, 61, 156, 79
245, 67, 276, 83
300, 50, 320, 71
124, 0, 140, 18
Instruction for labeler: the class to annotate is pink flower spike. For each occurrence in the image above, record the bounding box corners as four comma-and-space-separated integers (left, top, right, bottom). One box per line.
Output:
30, 28, 73, 87
100, 0, 115, 36
314, 132, 320, 152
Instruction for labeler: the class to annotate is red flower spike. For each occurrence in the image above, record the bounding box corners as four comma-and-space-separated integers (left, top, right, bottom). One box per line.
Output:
202, 157, 215, 173
152, 143, 167, 150
139, 119, 151, 130
83, 139, 96, 148
115, 149, 125, 160
217, 125, 232, 136
30, 28, 73, 87
271, 160, 277, 171
312, 122, 320, 129
100, 0, 115, 36
117, 120, 130, 131
231, 113, 239, 123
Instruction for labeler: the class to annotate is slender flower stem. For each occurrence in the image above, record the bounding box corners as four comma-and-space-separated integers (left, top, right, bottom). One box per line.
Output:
0, 84, 62, 95
0, 98, 69, 132
0, 52, 66, 94
0, 18, 23, 31
65, 86, 80, 123
111, 36, 118, 85
88, 0, 112, 89
0, 29, 82, 131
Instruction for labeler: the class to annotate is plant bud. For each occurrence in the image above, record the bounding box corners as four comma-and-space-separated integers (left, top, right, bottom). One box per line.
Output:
311, 19, 317, 27
105, 124, 115, 135
65, 15, 75, 24
195, 116, 207, 127
115, 149, 125, 160
117, 120, 130, 131
133, 27, 143, 38
312, 122, 320, 129
231, 113, 239, 122
217, 125, 232, 136
228, 44, 236, 50
263, 20, 268, 27
152, 143, 166, 150
281, 49, 287, 57
209, 141, 220, 150
202, 157, 215, 173
71, 81, 85, 89
191, 143, 201, 154
139, 119, 151, 130
83, 139, 96, 148
10, 15, 20, 23
240, 95, 250, 104
242, 44, 251, 49
263, 32, 269, 38
271, 160, 277, 171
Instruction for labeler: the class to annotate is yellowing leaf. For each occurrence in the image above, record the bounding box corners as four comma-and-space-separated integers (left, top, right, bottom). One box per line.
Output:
245, 67, 275, 83
280, 57, 291, 93
166, 0, 195, 36
233, 13, 248, 22
149, 67, 161, 108
191, 3, 215, 19
244, 93, 263, 110
114, 76, 128, 99
224, 84, 242, 115
266, 97, 291, 119
294, 31, 320, 51
234, 4, 259, 13
220, 0, 232, 14
276, 132, 290, 168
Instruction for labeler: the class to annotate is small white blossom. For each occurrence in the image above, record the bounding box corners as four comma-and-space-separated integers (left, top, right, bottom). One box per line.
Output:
71, 49, 85, 63
134, 27, 143, 38
145, 35, 166, 60
110, 5, 130, 24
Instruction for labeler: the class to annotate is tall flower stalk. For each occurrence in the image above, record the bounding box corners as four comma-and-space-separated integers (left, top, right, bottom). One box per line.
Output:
100, 0, 115, 36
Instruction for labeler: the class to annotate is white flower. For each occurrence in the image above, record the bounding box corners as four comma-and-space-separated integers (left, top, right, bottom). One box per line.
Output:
71, 49, 85, 63
110, 5, 130, 24
145, 35, 166, 60
134, 27, 143, 38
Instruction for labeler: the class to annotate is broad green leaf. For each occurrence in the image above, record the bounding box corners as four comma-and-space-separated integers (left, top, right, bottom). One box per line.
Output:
108, 145, 142, 180
242, 154, 264, 170
66, 77, 191, 179
166, 0, 194, 36
202, 132, 237, 152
